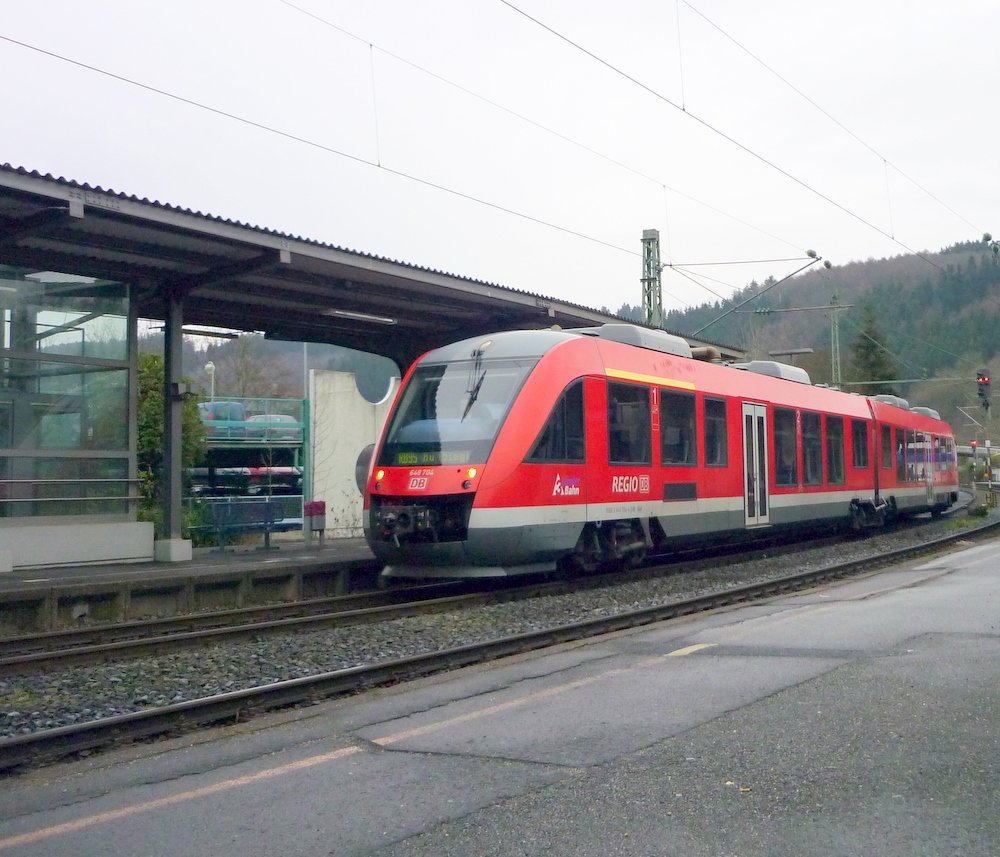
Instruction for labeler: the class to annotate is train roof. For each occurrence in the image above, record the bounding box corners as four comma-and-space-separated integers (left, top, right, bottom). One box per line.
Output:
414, 325, 952, 430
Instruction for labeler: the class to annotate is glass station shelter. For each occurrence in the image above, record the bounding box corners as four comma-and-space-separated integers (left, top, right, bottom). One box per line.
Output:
0, 267, 143, 568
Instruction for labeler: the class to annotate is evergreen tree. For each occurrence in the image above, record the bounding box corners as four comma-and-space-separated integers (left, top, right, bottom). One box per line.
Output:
848, 304, 900, 395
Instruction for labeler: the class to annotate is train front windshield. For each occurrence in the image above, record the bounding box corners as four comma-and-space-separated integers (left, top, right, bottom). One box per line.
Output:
378, 358, 535, 467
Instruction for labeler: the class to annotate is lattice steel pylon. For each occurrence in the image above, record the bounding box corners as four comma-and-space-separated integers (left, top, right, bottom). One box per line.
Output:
830, 294, 843, 388
641, 229, 664, 328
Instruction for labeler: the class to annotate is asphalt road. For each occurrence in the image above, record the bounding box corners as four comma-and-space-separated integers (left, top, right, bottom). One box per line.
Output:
1, 539, 997, 856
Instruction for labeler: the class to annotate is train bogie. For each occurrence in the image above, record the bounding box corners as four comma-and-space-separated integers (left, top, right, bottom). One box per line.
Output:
363, 324, 960, 579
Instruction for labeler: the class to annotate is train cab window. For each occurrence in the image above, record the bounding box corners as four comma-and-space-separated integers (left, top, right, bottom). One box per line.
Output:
704, 398, 728, 466
826, 415, 845, 485
607, 382, 651, 465
851, 419, 870, 468
526, 380, 585, 463
660, 390, 696, 465
881, 425, 893, 470
801, 411, 822, 486
773, 407, 798, 486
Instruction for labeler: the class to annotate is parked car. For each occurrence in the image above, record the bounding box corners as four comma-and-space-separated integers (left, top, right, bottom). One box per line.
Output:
245, 413, 303, 442
198, 401, 247, 439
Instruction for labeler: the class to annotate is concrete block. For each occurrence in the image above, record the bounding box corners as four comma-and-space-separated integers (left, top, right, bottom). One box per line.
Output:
154, 539, 193, 562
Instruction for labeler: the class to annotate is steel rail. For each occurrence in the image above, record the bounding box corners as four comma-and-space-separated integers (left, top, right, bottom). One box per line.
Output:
1, 517, 996, 773
0, 529, 857, 670
0, 577, 462, 657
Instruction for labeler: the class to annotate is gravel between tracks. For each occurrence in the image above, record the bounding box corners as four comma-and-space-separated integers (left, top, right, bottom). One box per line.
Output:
1, 511, 996, 739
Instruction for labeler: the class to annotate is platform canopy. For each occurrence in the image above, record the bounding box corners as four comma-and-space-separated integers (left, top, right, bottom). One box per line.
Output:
0, 165, 742, 369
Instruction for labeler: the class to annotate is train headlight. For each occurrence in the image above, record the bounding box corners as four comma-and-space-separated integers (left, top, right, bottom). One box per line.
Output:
375, 469, 385, 481
466, 467, 477, 479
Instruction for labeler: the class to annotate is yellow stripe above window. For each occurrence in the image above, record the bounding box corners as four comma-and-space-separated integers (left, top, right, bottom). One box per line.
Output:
606, 368, 695, 390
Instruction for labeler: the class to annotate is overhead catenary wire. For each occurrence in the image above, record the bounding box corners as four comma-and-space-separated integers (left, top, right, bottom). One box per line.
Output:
276, 0, 810, 304
679, 0, 985, 238
0, 33, 641, 264
499, 0, 956, 276
2, 4, 988, 321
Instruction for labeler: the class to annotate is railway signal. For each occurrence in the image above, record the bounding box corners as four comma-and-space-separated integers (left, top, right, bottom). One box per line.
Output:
977, 370, 991, 410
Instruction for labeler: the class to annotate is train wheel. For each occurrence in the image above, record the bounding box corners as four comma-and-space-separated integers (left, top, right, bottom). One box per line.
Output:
622, 521, 647, 569
565, 525, 602, 574
624, 544, 646, 569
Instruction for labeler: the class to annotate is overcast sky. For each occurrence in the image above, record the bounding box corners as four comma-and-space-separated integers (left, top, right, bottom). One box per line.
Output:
2, 1, 997, 317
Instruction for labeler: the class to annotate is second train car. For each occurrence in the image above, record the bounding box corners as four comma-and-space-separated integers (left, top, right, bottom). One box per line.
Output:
362, 324, 959, 579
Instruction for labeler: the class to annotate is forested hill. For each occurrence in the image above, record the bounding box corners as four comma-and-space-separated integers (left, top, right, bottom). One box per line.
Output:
613, 240, 1000, 435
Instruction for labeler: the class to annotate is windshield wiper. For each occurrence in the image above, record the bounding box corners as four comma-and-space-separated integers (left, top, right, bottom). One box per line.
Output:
462, 372, 485, 420
462, 348, 487, 421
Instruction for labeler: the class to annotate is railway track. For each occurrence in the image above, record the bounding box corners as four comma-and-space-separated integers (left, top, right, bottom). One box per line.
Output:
0, 505, 976, 674
0, 527, 870, 675
1, 511, 996, 773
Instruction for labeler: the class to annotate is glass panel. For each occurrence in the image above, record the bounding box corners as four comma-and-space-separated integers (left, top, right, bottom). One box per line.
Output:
826, 416, 845, 485
0, 457, 130, 517
1, 272, 128, 360
0, 359, 128, 451
756, 414, 767, 515
704, 398, 728, 466
527, 380, 585, 463
607, 382, 651, 465
881, 424, 893, 470
901, 429, 919, 481
660, 390, 696, 465
379, 358, 534, 467
801, 412, 822, 486
774, 408, 797, 486
744, 413, 755, 516
851, 419, 869, 468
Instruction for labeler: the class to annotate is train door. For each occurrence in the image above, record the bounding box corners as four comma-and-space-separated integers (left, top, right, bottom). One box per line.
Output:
923, 433, 935, 506
742, 402, 770, 527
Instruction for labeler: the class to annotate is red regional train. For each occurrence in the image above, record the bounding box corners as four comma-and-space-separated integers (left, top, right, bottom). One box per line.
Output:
362, 324, 960, 579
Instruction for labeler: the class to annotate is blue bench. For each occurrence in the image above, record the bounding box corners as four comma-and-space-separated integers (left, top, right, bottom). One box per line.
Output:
193, 498, 300, 549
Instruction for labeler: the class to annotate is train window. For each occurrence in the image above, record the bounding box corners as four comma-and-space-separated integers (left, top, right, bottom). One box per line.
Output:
660, 390, 696, 465
826, 416, 845, 485
899, 428, 919, 481
933, 435, 945, 471
773, 407, 797, 486
851, 419, 869, 468
704, 398, 728, 466
801, 411, 822, 486
378, 358, 535, 467
881, 425, 893, 470
912, 430, 927, 479
607, 382, 651, 465
526, 380, 585, 463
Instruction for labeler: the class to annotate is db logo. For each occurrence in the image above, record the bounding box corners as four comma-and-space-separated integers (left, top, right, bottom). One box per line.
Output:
408, 477, 429, 490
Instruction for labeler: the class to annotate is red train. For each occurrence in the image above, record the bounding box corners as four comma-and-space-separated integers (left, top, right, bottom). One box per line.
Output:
362, 324, 960, 579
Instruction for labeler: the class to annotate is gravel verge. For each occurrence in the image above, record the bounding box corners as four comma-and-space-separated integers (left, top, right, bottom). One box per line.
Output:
2, 509, 997, 739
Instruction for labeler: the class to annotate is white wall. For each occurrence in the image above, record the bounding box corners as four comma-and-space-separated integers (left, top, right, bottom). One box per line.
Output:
309, 371, 397, 537
0, 521, 154, 571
